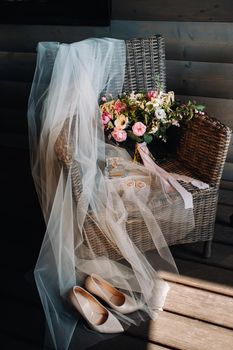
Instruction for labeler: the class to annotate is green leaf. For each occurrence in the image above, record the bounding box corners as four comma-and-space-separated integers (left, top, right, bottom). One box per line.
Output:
195, 104, 205, 111
108, 121, 114, 129
143, 133, 153, 144
127, 131, 143, 142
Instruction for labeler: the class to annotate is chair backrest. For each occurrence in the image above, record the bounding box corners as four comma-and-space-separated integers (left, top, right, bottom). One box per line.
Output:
124, 35, 166, 92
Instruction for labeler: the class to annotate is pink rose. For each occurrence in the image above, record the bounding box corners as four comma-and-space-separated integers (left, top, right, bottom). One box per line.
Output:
132, 122, 146, 136
146, 90, 158, 100
111, 128, 127, 142
101, 111, 112, 127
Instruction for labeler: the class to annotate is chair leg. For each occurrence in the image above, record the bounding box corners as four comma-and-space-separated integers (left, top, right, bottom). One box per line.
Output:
203, 240, 212, 258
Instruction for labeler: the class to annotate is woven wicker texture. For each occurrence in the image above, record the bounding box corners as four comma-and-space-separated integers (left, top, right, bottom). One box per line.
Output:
177, 113, 231, 186
123, 35, 166, 92
54, 36, 232, 261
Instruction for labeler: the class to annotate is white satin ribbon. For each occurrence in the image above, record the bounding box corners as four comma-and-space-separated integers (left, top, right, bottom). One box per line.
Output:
169, 173, 209, 189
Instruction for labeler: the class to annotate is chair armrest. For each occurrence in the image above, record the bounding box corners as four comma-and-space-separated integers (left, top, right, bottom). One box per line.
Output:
177, 113, 232, 186
54, 118, 74, 167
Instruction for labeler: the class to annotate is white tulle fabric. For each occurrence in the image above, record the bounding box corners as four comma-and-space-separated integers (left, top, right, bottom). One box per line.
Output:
27, 38, 194, 350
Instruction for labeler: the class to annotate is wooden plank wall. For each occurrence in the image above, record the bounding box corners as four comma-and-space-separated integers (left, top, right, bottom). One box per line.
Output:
110, 0, 233, 183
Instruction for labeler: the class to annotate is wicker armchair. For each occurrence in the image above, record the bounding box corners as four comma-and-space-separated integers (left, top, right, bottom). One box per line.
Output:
54, 35, 231, 259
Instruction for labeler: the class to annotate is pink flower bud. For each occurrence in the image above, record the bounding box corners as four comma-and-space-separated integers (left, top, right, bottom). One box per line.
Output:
101, 111, 112, 127
146, 91, 158, 100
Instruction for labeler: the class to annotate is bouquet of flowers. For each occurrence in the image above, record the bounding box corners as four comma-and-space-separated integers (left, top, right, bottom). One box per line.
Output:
99, 89, 205, 160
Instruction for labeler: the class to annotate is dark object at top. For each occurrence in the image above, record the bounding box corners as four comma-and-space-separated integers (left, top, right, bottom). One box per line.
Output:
0, 0, 111, 26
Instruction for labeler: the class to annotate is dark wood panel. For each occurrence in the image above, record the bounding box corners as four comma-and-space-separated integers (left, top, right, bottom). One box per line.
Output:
0, 108, 28, 134
2, 21, 233, 63
219, 188, 233, 206
0, 144, 45, 270
86, 334, 166, 350
0, 81, 31, 108
0, 1, 111, 26
0, 231, 42, 271
0, 24, 110, 52
2, 58, 233, 101
112, 0, 233, 22
111, 20, 233, 64
0, 299, 44, 347
225, 145, 233, 164
222, 162, 233, 181
221, 180, 233, 190
0, 132, 29, 149
170, 241, 233, 270
171, 257, 233, 288
0, 334, 42, 350
217, 189, 233, 224
0, 268, 39, 305
216, 203, 233, 226
2, 21, 233, 64
167, 60, 233, 99
0, 51, 36, 82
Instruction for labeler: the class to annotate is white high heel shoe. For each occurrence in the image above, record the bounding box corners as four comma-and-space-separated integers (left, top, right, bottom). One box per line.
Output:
85, 274, 144, 314
68, 286, 124, 334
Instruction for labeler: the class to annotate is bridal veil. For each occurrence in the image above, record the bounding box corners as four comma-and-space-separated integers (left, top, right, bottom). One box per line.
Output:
27, 38, 194, 350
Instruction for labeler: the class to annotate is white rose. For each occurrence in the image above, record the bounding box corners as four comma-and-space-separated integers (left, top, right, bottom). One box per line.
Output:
155, 108, 166, 121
